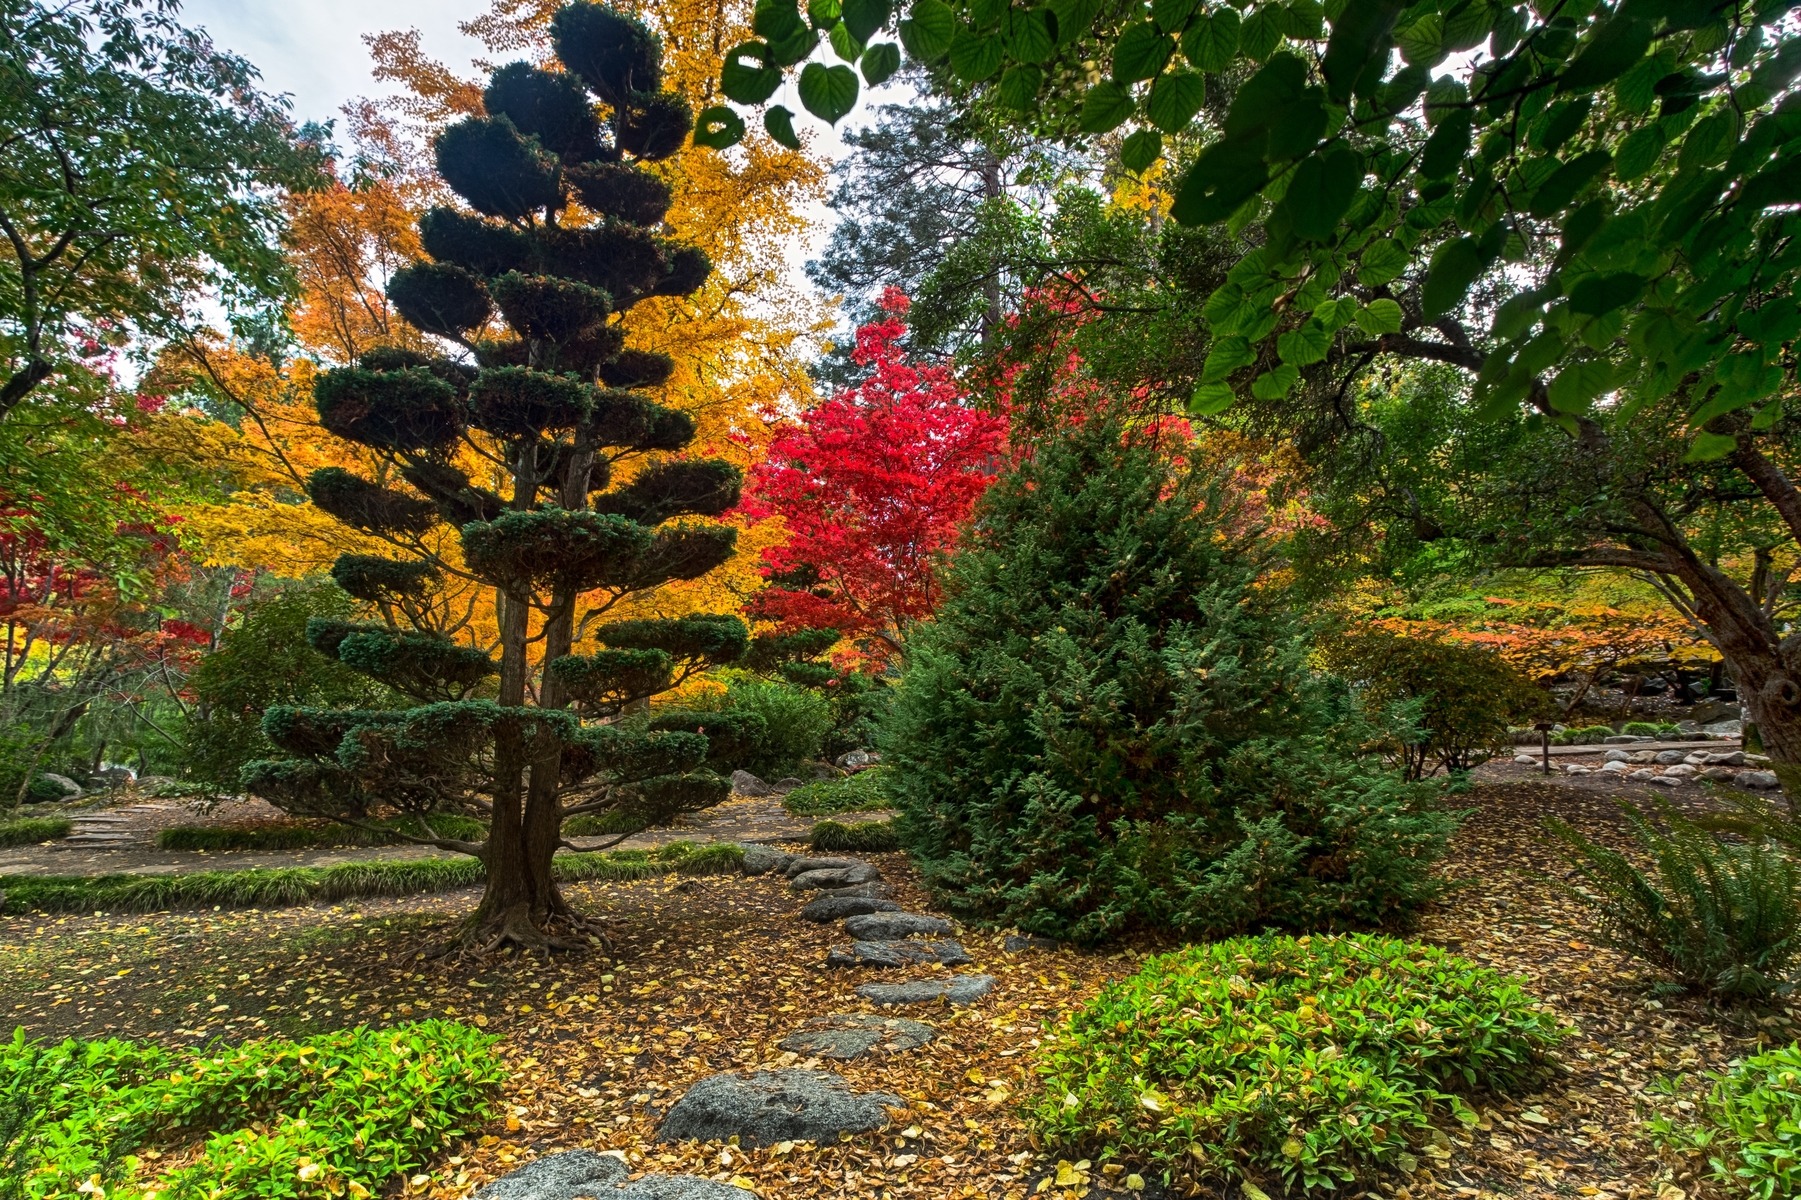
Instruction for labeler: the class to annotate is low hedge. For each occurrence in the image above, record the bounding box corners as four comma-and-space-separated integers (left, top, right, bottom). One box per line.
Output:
157, 813, 487, 852
1651, 1042, 1801, 1198
0, 840, 746, 914
781, 767, 894, 817
1029, 933, 1564, 1193
0, 817, 72, 848
810, 819, 900, 852
3, 1020, 502, 1199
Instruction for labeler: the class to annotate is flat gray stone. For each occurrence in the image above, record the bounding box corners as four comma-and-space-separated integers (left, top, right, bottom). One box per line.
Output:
1648, 774, 1683, 788
815, 881, 892, 900
617, 1179, 750, 1200
777, 1013, 935, 1059
1004, 934, 1060, 952
1654, 750, 1688, 765
1699, 767, 1738, 782
656, 1069, 900, 1147
783, 856, 865, 878
471, 1150, 628, 1199
740, 845, 794, 876
1603, 735, 1644, 745
800, 894, 901, 922
843, 912, 951, 939
1742, 770, 1782, 789
1704, 719, 1744, 736
826, 940, 972, 968
791, 865, 882, 890
858, 975, 995, 1007
1602, 749, 1633, 763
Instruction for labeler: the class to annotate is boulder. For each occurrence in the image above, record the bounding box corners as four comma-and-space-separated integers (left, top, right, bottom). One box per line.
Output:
800, 894, 902, 923
812, 881, 894, 901
1654, 750, 1688, 765
1602, 750, 1633, 763
773, 777, 806, 793
1689, 699, 1738, 724
784, 856, 863, 878
1683, 752, 1711, 765
1565, 766, 1593, 775
88, 765, 136, 790
740, 845, 795, 876
842, 912, 952, 940
1663, 764, 1697, 777
777, 1013, 935, 1059
1710, 751, 1748, 767
37, 773, 82, 799
1513, 753, 1538, 765
1648, 775, 1683, 788
836, 750, 875, 770
730, 770, 773, 797
857, 975, 995, 1007
1628, 769, 1657, 781
656, 1069, 900, 1147
471, 1150, 627, 1199
1698, 767, 1738, 782
1703, 719, 1744, 736
1599, 760, 1629, 774
825, 940, 972, 968
791, 865, 883, 890
618, 1179, 751, 1200
1631, 750, 1658, 762
1004, 934, 1061, 952
1603, 735, 1643, 745
1741, 771, 1782, 790
1676, 720, 1702, 733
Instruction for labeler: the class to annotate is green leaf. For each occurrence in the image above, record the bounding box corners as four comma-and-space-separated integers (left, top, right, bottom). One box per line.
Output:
1049, 0, 1103, 44
1358, 239, 1409, 287
1079, 81, 1138, 133
1238, 6, 1285, 60
1684, 431, 1738, 462
1614, 125, 1665, 181
764, 105, 802, 150
1189, 382, 1236, 415
1284, 143, 1361, 241
1321, 0, 1404, 102
898, 0, 955, 59
1277, 320, 1332, 365
861, 41, 902, 84
1491, 292, 1541, 341
1568, 272, 1647, 318
1152, 0, 1199, 34
842, 0, 891, 43
809, 0, 842, 23
1171, 137, 1270, 226
1250, 363, 1300, 399
754, 0, 808, 42
1678, 112, 1737, 172
1147, 70, 1206, 134
1527, 150, 1612, 219
1182, 9, 1239, 70
1202, 335, 1254, 382
1113, 22, 1175, 83
1419, 109, 1471, 180
1559, 16, 1651, 93
1421, 236, 1485, 319
1547, 358, 1614, 412
798, 62, 860, 122
1357, 298, 1404, 335
830, 22, 864, 60
997, 64, 1043, 110
692, 105, 746, 149
769, 24, 821, 64
1120, 129, 1163, 173
1005, 9, 1055, 61
721, 42, 782, 105
1394, 13, 1444, 66
950, 29, 1004, 81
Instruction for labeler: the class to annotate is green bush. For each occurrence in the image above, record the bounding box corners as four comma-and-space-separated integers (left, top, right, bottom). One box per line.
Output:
1551, 801, 1801, 1000
781, 766, 895, 816
21, 778, 68, 806
1621, 721, 1664, 737
1650, 1043, 1801, 1199
721, 676, 832, 777
1552, 724, 1618, 746
156, 814, 487, 852
0, 818, 71, 848
884, 417, 1455, 945
1, 1020, 501, 1200
810, 819, 899, 852
562, 809, 641, 838
1030, 934, 1563, 1194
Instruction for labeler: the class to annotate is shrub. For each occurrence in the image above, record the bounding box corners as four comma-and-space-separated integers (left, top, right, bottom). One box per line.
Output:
1319, 628, 1544, 778
811, 819, 899, 852
781, 766, 895, 816
1, 1021, 501, 1200
156, 814, 486, 852
1621, 721, 1663, 737
562, 809, 641, 837
884, 417, 1455, 945
21, 777, 68, 806
721, 676, 832, 777
1030, 934, 1563, 1193
1650, 1043, 1801, 1199
1553, 724, 1618, 746
1550, 801, 1801, 1000
0, 818, 70, 848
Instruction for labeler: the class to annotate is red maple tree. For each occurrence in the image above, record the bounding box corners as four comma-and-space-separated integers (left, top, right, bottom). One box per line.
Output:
745, 290, 1008, 661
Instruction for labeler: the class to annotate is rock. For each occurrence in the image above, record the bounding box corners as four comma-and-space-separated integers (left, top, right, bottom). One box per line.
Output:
836, 750, 874, 770
1628, 769, 1657, 781
777, 1013, 935, 1059
1565, 766, 1593, 775
656, 1069, 900, 1147
1603, 749, 1633, 763
1683, 752, 1711, 765
813, 881, 894, 901
471, 1150, 628, 1199
1741, 771, 1782, 790
1654, 750, 1688, 765
773, 777, 806, 793
1004, 934, 1060, 952
1689, 699, 1738, 724
1750, 754, 1774, 765
1679, 731, 1715, 741
1663, 764, 1697, 777
1513, 753, 1538, 765
800, 894, 902, 922
1599, 760, 1629, 773
784, 856, 863, 878
618, 1179, 751, 1200
740, 845, 794, 876
843, 912, 952, 940
37, 773, 81, 799
1648, 775, 1683, 788
88, 765, 136, 790
1709, 751, 1747, 767
1698, 767, 1738, 782
791, 865, 883, 890
826, 940, 972, 968
857, 975, 995, 1007
730, 769, 773, 797
1631, 750, 1658, 763
1603, 735, 1643, 745
1676, 720, 1701, 733
1703, 719, 1744, 736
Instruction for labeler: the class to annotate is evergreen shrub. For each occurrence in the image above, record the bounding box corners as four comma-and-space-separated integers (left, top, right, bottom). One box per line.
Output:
1650, 1043, 1801, 1198
782, 766, 894, 817
1029, 934, 1563, 1193
719, 676, 832, 777
884, 418, 1456, 944
810, 819, 900, 852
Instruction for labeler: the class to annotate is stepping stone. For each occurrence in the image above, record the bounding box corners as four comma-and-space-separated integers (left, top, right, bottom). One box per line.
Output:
800, 894, 901, 922
826, 939, 971, 968
740, 845, 795, 876
843, 912, 951, 939
816, 881, 892, 900
858, 975, 995, 1007
791, 865, 881, 890
470, 1150, 626, 1198
656, 1069, 900, 1147
783, 856, 867, 878
777, 1013, 935, 1059
1004, 933, 1060, 952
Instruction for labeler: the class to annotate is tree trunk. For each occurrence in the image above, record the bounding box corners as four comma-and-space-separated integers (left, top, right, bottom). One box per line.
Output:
1665, 553, 1801, 767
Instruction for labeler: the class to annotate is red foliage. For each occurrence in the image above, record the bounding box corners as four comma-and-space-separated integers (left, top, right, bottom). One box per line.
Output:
744, 290, 1008, 659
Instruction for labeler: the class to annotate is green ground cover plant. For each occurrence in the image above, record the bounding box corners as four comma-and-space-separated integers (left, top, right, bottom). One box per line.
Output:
1552, 725, 1620, 746
156, 814, 487, 852
0, 819, 71, 848
1650, 1043, 1801, 1200
781, 767, 894, 817
0, 842, 745, 915
0, 1020, 501, 1200
1029, 933, 1563, 1193
809, 819, 899, 853
1621, 722, 1682, 738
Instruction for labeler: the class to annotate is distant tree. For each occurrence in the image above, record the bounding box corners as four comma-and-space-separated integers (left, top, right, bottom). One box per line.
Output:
0, 0, 320, 418
242, 3, 748, 953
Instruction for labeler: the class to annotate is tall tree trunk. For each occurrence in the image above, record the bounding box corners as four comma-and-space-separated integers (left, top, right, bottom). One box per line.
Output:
980, 152, 1002, 347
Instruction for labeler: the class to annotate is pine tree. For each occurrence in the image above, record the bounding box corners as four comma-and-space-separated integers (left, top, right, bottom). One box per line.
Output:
242, 2, 746, 953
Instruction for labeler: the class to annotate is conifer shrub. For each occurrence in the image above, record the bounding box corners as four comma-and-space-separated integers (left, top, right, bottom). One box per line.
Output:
884, 417, 1456, 944
1029, 934, 1563, 1194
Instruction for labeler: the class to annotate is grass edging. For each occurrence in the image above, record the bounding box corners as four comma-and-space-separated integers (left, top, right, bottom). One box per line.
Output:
810, 818, 900, 852
156, 814, 487, 852
0, 840, 746, 915
0, 817, 73, 848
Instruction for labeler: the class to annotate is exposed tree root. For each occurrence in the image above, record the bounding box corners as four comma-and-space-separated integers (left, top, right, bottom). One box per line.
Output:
429, 902, 614, 962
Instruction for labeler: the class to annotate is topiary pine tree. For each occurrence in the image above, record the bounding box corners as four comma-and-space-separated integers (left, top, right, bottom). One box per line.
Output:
240, 2, 747, 953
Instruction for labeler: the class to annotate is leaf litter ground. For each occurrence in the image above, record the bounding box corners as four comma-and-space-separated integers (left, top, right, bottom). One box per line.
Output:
0, 779, 1792, 1199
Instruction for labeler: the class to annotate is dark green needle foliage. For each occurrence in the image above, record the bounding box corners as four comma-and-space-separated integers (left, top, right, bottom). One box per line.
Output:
242, 3, 748, 950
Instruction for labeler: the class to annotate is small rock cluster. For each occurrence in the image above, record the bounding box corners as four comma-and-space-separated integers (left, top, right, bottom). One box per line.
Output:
1519, 745, 1781, 789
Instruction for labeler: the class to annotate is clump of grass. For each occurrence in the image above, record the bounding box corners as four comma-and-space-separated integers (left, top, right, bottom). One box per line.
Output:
810, 819, 900, 852
0, 840, 746, 914
781, 766, 894, 817
157, 814, 486, 852
0, 817, 72, 848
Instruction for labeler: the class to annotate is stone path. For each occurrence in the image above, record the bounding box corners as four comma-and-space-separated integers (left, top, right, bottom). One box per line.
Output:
472, 846, 1007, 1198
